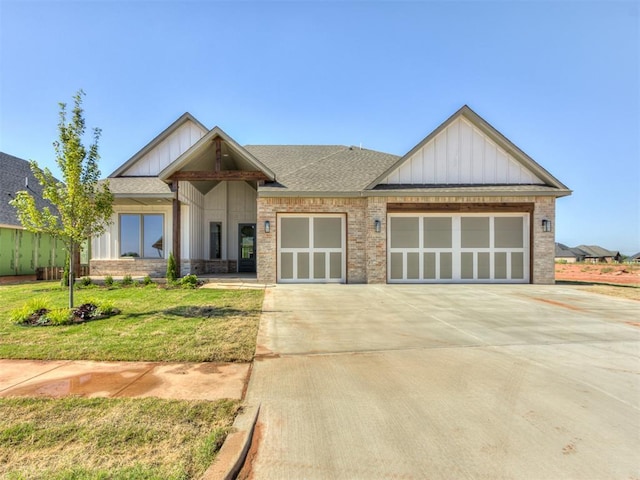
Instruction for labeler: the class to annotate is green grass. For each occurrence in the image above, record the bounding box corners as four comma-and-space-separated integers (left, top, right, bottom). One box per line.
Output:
0, 282, 264, 362
0, 397, 240, 479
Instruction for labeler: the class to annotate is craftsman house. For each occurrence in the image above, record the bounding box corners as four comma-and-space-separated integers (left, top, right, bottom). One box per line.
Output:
91, 105, 571, 284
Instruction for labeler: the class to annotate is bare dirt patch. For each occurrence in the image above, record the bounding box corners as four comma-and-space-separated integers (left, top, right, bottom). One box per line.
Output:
555, 263, 640, 286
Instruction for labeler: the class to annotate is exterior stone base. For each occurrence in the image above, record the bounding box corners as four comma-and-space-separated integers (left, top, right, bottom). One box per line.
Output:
90, 259, 167, 277
91, 259, 239, 277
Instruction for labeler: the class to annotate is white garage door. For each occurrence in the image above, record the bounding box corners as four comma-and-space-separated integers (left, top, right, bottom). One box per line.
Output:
388, 213, 529, 283
278, 214, 346, 283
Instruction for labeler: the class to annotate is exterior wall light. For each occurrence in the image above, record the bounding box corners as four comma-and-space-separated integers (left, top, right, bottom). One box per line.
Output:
542, 219, 552, 232
374, 219, 381, 233
264, 220, 270, 233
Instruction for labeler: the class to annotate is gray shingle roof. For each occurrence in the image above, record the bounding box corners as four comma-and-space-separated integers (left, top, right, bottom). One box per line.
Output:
106, 177, 172, 196
575, 245, 619, 258
0, 152, 58, 227
245, 145, 400, 193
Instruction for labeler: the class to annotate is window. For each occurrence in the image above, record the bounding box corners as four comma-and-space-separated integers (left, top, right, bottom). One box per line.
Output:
210, 222, 222, 259
120, 214, 164, 258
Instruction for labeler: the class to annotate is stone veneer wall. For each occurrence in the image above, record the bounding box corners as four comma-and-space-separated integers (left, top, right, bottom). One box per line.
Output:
257, 195, 557, 285
90, 259, 167, 277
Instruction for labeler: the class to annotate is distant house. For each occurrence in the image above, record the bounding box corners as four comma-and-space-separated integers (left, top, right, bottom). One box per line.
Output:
0, 152, 66, 276
629, 253, 640, 264
554, 243, 586, 263
575, 245, 622, 263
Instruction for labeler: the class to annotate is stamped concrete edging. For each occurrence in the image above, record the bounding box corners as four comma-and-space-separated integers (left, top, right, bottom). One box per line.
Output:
201, 403, 261, 480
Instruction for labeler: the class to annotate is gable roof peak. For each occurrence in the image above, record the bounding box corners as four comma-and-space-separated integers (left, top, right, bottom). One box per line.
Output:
109, 112, 209, 178
366, 105, 571, 193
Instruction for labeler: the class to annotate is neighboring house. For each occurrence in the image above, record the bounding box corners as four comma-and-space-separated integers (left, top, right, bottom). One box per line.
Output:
554, 243, 586, 263
0, 152, 66, 276
91, 105, 571, 284
575, 245, 622, 263
629, 253, 640, 264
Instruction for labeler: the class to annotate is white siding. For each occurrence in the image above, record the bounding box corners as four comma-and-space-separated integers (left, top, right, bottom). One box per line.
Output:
122, 120, 207, 176
203, 181, 257, 261
179, 182, 205, 260
91, 205, 172, 260
381, 117, 544, 185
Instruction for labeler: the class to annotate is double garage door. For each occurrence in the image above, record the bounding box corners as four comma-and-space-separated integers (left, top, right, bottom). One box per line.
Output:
388, 213, 530, 283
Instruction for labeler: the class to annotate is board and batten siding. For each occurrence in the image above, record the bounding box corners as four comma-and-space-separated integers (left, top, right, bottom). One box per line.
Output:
179, 181, 205, 260
203, 181, 257, 261
380, 117, 544, 185
121, 120, 207, 176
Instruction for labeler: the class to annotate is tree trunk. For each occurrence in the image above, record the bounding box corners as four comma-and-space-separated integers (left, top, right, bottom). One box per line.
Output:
68, 242, 75, 309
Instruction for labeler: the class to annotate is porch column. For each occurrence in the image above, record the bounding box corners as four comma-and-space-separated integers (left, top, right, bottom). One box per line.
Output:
171, 180, 181, 275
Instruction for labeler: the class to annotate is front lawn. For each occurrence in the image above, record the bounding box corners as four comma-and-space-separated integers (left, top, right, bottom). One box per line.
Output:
0, 397, 239, 479
0, 282, 264, 362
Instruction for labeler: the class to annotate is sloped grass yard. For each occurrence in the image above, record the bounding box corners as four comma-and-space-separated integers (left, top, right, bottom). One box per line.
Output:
0, 282, 264, 362
0, 281, 264, 479
0, 397, 239, 480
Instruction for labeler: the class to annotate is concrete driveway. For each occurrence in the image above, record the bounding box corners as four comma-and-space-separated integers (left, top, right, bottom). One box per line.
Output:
242, 284, 640, 479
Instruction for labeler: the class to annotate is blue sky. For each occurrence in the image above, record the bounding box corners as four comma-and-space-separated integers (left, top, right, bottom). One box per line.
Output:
1, 1, 638, 253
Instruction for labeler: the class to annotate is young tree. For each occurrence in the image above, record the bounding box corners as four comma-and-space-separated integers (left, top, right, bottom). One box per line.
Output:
10, 90, 113, 307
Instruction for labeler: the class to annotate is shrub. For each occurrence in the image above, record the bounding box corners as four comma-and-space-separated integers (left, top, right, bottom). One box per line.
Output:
43, 308, 73, 326
180, 274, 199, 289
10, 304, 35, 323
167, 252, 178, 283
80, 276, 93, 287
10, 297, 51, 324
121, 274, 134, 286
143, 275, 154, 286
104, 275, 114, 287
96, 300, 116, 316
26, 297, 51, 312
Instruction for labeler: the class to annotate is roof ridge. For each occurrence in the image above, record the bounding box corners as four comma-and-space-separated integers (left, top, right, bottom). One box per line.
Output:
274, 146, 351, 179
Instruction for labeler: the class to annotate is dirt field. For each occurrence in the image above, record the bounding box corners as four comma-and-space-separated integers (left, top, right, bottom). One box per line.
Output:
555, 263, 640, 286
555, 263, 640, 301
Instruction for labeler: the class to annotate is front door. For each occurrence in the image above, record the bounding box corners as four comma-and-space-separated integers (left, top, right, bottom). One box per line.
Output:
238, 223, 256, 273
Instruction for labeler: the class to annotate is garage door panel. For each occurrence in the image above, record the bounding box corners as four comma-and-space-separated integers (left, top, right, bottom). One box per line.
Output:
407, 252, 420, 279
313, 252, 326, 279
424, 252, 436, 279
424, 217, 451, 248
512, 252, 524, 279
440, 252, 453, 279
495, 217, 523, 248
314, 218, 342, 248
478, 252, 491, 279
281, 252, 294, 279
495, 252, 507, 279
278, 214, 345, 283
298, 252, 310, 279
281, 218, 309, 248
461, 217, 490, 248
329, 253, 342, 279
390, 217, 419, 248
388, 213, 529, 283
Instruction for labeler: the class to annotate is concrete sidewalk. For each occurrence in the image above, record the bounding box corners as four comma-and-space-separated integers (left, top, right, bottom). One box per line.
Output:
0, 359, 249, 400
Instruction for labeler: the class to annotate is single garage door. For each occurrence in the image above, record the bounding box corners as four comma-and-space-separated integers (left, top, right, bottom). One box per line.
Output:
388, 213, 529, 283
278, 214, 346, 283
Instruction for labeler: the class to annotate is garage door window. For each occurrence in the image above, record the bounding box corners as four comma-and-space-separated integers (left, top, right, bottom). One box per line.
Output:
388, 213, 529, 283
278, 214, 346, 283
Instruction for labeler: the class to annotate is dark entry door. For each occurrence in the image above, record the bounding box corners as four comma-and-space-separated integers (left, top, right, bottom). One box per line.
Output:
238, 223, 256, 273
